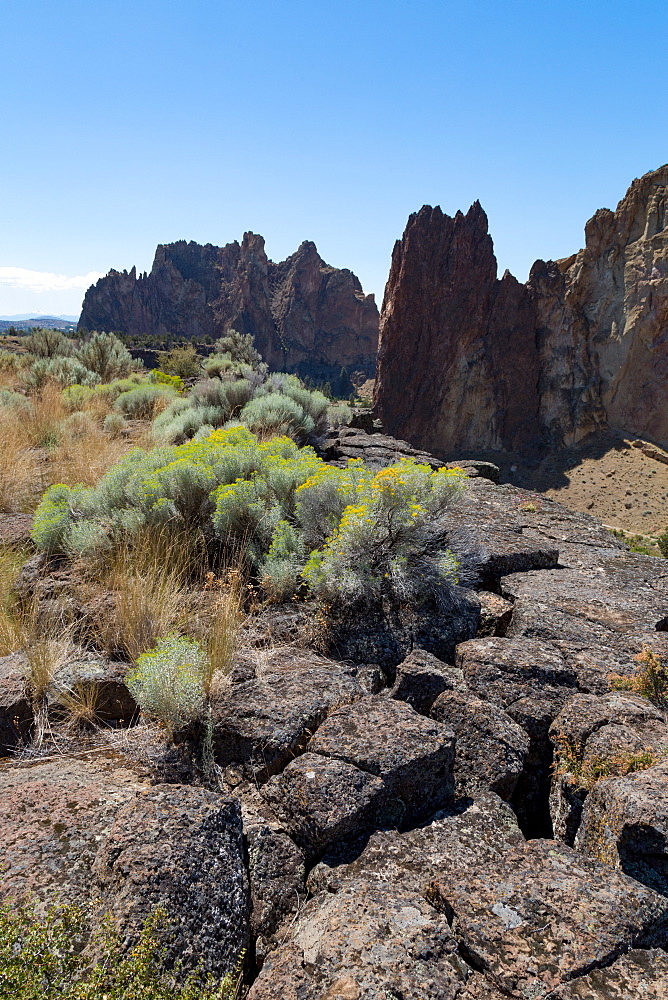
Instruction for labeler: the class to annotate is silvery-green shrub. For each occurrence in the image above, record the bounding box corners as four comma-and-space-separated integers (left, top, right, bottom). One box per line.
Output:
126, 633, 207, 730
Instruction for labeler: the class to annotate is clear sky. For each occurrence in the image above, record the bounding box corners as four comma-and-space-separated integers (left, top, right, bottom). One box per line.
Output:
1, 0, 667, 316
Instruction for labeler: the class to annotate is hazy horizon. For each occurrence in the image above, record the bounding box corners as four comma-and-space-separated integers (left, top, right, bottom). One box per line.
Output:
2, 0, 667, 316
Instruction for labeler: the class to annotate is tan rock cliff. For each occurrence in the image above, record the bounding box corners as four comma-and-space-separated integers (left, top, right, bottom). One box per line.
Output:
375, 164, 668, 453
79, 235, 378, 378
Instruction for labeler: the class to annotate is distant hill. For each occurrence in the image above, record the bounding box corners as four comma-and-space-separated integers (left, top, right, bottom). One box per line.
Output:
0, 315, 79, 332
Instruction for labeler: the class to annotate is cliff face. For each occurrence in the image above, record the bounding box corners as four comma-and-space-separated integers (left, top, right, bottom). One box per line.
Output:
375, 164, 668, 453
79, 235, 378, 377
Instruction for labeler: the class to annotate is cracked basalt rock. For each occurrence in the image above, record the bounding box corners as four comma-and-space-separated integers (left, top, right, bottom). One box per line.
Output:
431, 689, 529, 801
548, 691, 668, 843
209, 648, 364, 780
307, 696, 456, 819
0, 756, 149, 911
426, 837, 668, 997
247, 879, 472, 1000
575, 760, 668, 897
308, 792, 525, 897
547, 948, 668, 998
93, 784, 250, 979
260, 753, 388, 860
390, 647, 466, 714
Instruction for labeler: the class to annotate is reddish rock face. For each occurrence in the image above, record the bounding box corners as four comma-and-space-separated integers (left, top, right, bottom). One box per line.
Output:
79, 234, 378, 379
375, 164, 668, 453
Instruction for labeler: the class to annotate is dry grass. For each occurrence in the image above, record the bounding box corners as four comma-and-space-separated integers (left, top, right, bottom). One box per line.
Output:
91, 529, 199, 660
610, 646, 668, 707
0, 545, 28, 655
202, 568, 246, 693
0, 382, 134, 513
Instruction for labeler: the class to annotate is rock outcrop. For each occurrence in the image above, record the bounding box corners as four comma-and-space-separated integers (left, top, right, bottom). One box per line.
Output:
79, 235, 378, 379
375, 164, 668, 453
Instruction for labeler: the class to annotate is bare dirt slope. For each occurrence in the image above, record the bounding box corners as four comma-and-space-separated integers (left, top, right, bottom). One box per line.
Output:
494, 432, 668, 541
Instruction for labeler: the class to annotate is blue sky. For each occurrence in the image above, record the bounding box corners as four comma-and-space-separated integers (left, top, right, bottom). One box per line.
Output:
1, 0, 667, 316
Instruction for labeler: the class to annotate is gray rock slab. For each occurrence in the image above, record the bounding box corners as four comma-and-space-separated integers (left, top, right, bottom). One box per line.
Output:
427, 838, 668, 997
260, 752, 387, 859
308, 696, 455, 818
210, 648, 363, 780
431, 689, 529, 801
93, 784, 250, 980
575, 760, 668, 897
546, 948, 668, 998
248, 879, 470, 1000
390, 647, 465, 714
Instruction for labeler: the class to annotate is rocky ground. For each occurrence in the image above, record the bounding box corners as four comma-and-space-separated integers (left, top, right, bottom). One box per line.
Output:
2, 432, 668, 998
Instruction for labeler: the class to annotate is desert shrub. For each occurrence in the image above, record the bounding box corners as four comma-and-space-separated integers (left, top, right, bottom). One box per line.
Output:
75, 331, 134, 380
24, 327, 74, 358
62, 411, 98, 438
238, 392, 314, 442
0, 387, 29, 411
0, 899, 238, 1000
203, 354, 236, 379
114, 385, 177, 418
214, 328, 262, 366
300, 462, 465, 609
260, 519, 305, 601
610, 645, 668, 707
127, 633, 208, 730
658, 530, 668, 558
21, 356, 101, 392
328, 402, 353, 428
157, 344, 203, 380
149, 368, 185, 392
31, 428, 468, 611
103, 411, 126, 437
63, 376, 146, 412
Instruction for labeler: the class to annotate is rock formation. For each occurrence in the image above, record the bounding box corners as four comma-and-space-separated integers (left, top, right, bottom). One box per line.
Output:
79, 234, 379, 379
375, 164, 668, 454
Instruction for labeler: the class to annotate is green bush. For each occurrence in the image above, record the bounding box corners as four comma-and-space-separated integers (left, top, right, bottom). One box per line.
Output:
157, 345, 203, 380
31, 427, 467, 610
24, 327, 74, 359
238, 392, 314, 442
0, 387, 29, 410
114, 385, 178, 418
127, 633, 208, 730
75, 331, 134, 381
21, 357, 101, 391
149, 369, 186, 392
214, 329, 262, 367
0, 899, 238, 1000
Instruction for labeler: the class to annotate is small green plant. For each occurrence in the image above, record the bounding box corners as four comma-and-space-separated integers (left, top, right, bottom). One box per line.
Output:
127, 633, 208, 731
0, 900, 239, 999
610, 646, 668, 707
157, 344, 203, 380
103, 411, 127, 437
552, 730, 660, 790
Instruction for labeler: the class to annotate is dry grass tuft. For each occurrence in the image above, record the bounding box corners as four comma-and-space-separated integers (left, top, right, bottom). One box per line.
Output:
0, 382, 135, 514
202, 568, 247, 693
92, 529, 200, 660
